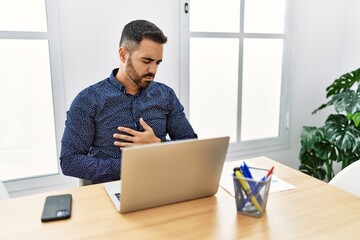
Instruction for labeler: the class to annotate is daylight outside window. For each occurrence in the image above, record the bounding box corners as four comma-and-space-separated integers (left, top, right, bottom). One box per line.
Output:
181, 0, 290, 157
0, 0, 67, 192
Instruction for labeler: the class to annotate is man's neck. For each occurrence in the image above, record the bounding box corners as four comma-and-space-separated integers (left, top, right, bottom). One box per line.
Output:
115, 69, 141, 95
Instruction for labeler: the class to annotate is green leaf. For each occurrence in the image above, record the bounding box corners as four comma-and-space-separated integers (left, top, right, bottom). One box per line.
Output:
312, 68, 360, 115
326, 68, 360, 98
352, 112, 360, 127
332, 90, 358, 113
337, 150, 360, 167
299, 149, 327, 180
300, 126, 324, 151
324, 114, 360, 150
346, 112, 354, 121
313, 140, 337, 160
312, 100, 333, 115
332, 85, 360, 114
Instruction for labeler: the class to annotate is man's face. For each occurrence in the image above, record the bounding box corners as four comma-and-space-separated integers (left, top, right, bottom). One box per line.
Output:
124, 39, 164, 89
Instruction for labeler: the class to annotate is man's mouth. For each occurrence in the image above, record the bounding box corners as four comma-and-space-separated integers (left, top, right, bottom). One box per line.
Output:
143, 74, 155, 81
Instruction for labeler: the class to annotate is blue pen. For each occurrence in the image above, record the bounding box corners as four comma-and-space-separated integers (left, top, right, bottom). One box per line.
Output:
243, 162, 252, 177
241, 162, 259, 192
245, 166, 274, 205
240, 162, 264, 207
242, 162, 254, 184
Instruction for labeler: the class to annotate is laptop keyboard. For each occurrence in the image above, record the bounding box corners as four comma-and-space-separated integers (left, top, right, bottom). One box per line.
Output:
115, 193, 120, 201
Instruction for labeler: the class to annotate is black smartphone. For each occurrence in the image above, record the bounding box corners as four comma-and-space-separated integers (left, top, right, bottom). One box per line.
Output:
41, 194, 72, 222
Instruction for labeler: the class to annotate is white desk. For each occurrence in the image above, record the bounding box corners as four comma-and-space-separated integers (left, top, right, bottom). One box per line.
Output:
1, 157, 360, 239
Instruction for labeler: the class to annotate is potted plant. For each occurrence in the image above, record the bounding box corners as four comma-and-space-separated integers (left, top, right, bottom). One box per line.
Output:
299, 67, 360, 181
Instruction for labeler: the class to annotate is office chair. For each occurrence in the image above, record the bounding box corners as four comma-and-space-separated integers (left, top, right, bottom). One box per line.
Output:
0, 180, 9, 200
328, 160, 360, 197
78, 179, 93, 187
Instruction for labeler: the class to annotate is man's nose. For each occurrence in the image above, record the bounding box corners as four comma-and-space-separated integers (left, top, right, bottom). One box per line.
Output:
148, 62, 158, 74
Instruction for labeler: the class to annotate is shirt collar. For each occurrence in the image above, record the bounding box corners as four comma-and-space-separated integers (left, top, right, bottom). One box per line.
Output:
109, 68, 149, 96
109, 68, 127, 93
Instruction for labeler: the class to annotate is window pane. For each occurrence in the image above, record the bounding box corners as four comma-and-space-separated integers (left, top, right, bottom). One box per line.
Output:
190, 38, 239, 141
241, 38, 283, 141
244, 0, 286, 34
0, 39, 58, 181
0, 0, 47, 32
190, 0, 240, 33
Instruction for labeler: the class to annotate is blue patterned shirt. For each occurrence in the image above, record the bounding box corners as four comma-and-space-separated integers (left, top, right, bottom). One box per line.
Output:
60, 69, 197, 183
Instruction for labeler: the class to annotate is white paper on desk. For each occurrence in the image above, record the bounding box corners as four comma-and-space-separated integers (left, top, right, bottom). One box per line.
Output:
220, 160, 296, 197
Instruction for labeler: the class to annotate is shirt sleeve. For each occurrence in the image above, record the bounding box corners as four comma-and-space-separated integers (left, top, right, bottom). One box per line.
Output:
166, 89, 198, 140
59, 91, 120, 183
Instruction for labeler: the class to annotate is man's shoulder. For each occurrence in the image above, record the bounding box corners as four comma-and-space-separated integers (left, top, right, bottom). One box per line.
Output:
150, 81, 175, 93
78, 78, 112, 97
70, 79, 113, 108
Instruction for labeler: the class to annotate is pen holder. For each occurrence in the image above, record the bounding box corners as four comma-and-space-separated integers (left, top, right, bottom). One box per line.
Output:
233, 167, 272, 218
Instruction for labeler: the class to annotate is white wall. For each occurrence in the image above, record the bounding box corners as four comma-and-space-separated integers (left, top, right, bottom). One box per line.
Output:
341, 0, 360, 70
58, 0, 180, 107
58, 0, 360, 172
265, 0, 360, 169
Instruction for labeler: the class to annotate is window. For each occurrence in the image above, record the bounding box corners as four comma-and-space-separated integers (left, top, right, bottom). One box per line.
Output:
0, 0, 72, 195
180, 0, 291, 158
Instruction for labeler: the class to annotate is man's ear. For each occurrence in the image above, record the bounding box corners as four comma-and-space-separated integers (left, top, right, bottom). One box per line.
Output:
119, 47, 127, 63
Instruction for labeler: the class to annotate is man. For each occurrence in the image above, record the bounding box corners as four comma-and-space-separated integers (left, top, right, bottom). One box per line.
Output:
60, 20, 197, 184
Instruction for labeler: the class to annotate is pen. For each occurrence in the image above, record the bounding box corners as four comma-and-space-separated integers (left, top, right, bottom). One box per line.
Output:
258, 166, 275, 182
238, 165, 264, 208
265, 166, 275, 179
242, 162, 253, 179
241, 163, 255, 187
246, 166, 274, 203
240, 162, 263, 205
233, 168, 262, 212
243, 166, 275, 207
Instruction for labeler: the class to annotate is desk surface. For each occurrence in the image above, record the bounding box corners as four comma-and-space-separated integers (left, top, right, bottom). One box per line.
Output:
1, 157, 360, 239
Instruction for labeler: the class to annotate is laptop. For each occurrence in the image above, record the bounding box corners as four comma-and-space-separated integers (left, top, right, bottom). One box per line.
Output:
103, 136, 230, 213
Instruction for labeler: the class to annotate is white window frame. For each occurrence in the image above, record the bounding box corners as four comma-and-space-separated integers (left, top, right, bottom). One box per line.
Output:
0, 0, 76, 196
180, 0, 293, 160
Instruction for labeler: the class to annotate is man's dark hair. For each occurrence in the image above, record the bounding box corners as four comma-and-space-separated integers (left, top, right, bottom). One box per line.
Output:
119, 19, 168, 52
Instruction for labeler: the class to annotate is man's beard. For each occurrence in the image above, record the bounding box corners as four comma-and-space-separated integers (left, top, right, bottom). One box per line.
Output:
125, 57, 155, 89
